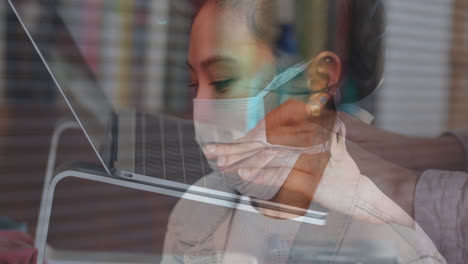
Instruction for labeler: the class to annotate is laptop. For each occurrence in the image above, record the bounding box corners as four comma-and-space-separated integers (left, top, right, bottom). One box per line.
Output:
8, 0, 327, 225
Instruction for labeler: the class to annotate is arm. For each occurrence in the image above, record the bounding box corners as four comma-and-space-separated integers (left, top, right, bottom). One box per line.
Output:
341, 113, 466, 172
414, 170, 468, 264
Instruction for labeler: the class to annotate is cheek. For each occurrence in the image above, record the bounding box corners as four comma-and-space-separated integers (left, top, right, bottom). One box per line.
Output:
225, 55, 276, 98
249, 43, 276, 75
244, 47, 277, 89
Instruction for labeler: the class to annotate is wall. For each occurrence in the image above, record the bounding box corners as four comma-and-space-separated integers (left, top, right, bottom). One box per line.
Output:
376, 0, 454, 136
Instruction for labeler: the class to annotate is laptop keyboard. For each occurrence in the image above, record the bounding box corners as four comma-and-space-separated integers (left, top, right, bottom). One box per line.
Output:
135, 113, 212, 186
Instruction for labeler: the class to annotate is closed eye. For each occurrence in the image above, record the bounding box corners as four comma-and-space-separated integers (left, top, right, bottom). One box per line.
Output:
210, 78, 237, 93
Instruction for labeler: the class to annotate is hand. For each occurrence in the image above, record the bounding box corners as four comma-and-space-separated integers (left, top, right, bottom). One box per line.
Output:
203, 100, 414, 226
202, 99, 332, 203
204, 100, 333, 202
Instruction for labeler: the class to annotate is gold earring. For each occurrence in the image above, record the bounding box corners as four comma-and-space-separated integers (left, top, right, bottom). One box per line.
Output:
307, 103, 322, 117
306, 94, 329, 117
306, 83, 337, 117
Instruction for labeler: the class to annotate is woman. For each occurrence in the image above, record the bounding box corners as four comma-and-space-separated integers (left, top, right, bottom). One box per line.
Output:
162, 0, 445, 263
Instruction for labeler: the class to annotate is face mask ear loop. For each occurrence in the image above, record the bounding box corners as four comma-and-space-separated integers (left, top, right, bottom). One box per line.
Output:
257, 60, 312, 99
246, 61, 313, 130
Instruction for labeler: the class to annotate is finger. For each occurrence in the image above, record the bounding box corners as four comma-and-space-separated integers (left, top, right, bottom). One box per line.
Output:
215, 147, 264, 168
221, 148, 278, 175
202, 141, 265, 158
236, 157, 292, 184
265, 99, 311, 130
267, 126, 304, 146
249, 165, 291, 187
236, 166, 287, 190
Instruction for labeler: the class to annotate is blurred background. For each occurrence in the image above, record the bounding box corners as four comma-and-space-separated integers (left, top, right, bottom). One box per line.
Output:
0, 0, 467, 257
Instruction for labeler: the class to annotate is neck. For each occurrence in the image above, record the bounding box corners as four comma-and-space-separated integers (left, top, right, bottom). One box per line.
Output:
261, 110, 338, 217
269, 150, 331, 212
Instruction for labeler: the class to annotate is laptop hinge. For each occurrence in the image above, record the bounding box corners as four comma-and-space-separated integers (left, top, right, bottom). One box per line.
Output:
113, 109, 136, 173
109, 112, 118, 171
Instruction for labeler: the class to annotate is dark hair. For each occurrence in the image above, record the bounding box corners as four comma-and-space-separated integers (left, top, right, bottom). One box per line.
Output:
197, 0, 386, 104
345, 0, 386, 103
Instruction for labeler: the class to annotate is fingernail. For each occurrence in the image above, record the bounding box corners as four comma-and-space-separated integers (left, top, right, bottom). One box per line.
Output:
217, 157, 226, 166
238, 168, 250, 178
204, 145, 216, 153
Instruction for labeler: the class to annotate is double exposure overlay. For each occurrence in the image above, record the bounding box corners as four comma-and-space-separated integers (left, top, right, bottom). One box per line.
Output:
1, 0, 467, 263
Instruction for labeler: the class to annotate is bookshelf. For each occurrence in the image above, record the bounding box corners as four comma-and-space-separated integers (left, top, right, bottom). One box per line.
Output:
144, 0, 170, 113
56, 0, 194, 115
163, 0, 193, 115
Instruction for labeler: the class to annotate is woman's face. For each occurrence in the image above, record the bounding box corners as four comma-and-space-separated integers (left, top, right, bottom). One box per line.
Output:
188, 1, 276, 99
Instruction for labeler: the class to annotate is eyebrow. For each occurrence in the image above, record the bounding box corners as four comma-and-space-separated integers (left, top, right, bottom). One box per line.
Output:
201, 55, 237, 69
187, 55, 237, 71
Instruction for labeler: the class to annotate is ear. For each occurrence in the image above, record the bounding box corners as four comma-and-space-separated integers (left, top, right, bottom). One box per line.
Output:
305, 51, 341, 117
307, 51, 342, 93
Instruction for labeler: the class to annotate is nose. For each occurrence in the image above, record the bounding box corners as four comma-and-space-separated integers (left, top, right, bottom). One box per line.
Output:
195, 83, 215, 99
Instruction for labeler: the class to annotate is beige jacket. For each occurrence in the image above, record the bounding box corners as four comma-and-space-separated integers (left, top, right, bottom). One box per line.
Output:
162, 171, 446, 264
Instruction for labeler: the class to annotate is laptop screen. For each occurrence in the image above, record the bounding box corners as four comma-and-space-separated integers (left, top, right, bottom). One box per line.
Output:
9, 0, 114, 173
